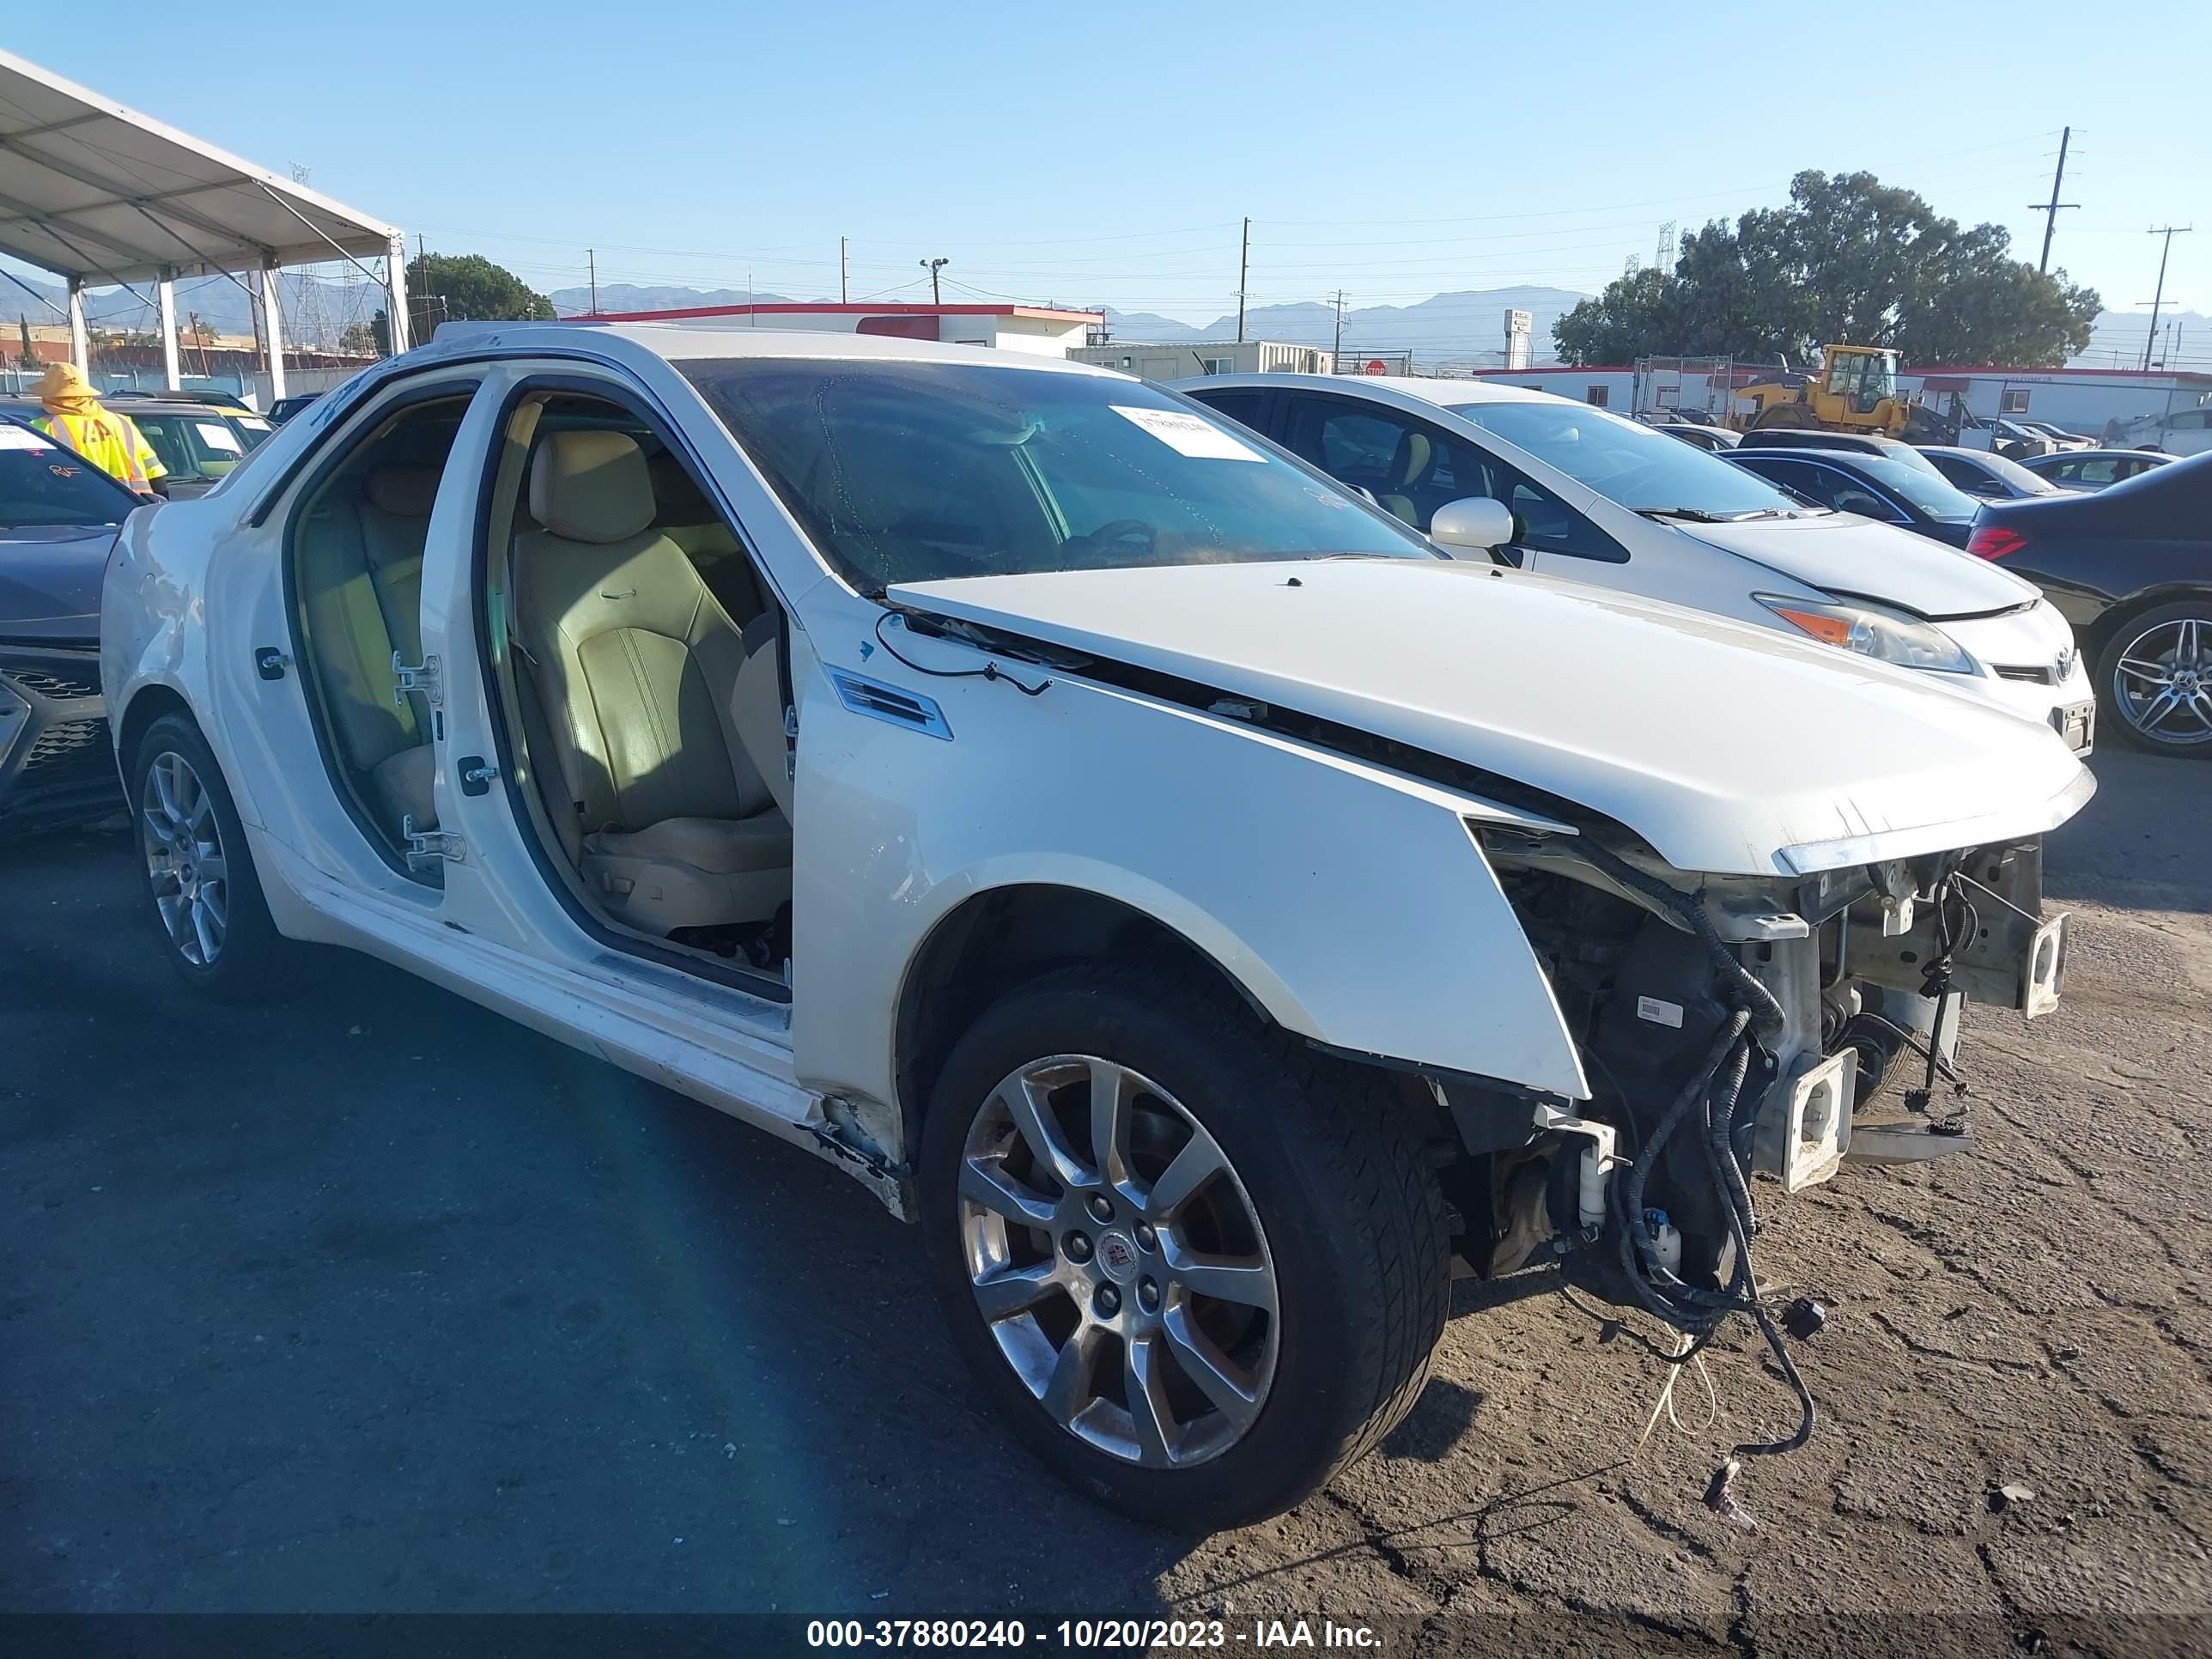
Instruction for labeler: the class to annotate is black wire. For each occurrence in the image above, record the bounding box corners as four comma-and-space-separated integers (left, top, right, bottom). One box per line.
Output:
872, 611, 1052, 697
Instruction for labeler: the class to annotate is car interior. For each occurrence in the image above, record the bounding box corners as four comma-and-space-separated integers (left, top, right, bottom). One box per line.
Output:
288, 396, 470, 872
483, 392, 793, 976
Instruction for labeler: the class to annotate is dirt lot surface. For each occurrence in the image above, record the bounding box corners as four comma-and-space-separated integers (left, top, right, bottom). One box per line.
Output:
3, 748, 2207, 1653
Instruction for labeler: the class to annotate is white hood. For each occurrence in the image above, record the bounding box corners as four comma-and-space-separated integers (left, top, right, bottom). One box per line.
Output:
1680, 513, 2039, 618
890, 558, 2094, 878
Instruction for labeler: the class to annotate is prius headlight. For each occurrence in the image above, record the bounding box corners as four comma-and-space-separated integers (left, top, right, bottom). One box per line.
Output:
1754, 594, 1977, 675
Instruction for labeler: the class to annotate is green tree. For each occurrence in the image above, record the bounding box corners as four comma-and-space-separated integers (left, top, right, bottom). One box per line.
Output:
406, 252, 555, 326
1553, 171, 2101, 368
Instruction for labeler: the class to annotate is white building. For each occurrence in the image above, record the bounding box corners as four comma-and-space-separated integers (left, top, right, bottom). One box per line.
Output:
574, 301, 1102, 359
1070, 340, 1332, 380
1905, 367, 2212, 441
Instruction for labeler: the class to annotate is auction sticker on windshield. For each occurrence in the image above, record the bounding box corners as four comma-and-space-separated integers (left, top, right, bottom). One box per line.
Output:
1111, 405, 1266, 462
195, 422, 243, 453
0, 424, 53, 451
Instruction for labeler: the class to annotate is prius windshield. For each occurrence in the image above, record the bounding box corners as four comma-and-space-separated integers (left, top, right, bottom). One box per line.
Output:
681, 358, 1431, 591
1446, 398, 1808, 520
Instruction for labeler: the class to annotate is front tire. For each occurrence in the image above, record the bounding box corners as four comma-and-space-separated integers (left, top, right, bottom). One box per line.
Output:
2097, 602, 2212, 757
918, 961, 1450, 1531
130, 714, 294, 999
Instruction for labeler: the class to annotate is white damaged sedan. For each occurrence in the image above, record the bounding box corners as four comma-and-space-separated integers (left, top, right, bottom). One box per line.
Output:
103, 325, 2091, 1529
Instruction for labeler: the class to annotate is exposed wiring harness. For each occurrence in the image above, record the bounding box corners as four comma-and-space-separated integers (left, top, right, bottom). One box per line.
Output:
872, 611, 1054, 697
1573, 841, 1818, 1524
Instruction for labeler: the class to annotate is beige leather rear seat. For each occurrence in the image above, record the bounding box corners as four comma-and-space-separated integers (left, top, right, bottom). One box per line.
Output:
513, 430, 791, 935
294, 464, 441, 839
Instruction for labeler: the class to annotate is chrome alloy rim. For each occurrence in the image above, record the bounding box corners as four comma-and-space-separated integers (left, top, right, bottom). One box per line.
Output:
957, 1055, 1279, 1468
141, 750, 228, 966
2113, 615, 2212, 746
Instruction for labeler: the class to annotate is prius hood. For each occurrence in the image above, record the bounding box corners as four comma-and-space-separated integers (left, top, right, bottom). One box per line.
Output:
889, 558, 2092, 878
1680, 512, 2038, 618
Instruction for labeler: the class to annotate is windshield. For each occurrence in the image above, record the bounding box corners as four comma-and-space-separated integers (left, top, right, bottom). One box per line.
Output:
1443, 398, 1807, 517
229, 413, 274, 450
681, 359, 1432, 590
1974, 450, 2063, 495
1847, 456, 1984, 522
0, 422, 134, 528
130, 411, 253, 480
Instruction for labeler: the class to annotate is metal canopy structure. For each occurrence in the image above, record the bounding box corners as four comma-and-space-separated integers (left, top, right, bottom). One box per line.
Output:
0, 47, 410, 396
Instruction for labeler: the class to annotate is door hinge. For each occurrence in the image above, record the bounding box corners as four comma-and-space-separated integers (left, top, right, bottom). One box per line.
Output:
392, 651, 443, 707
782, 704, 798, 781
400, 812, 465, 866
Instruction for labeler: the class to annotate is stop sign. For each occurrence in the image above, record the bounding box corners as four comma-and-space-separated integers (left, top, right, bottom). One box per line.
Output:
1363, 359, 1388, 375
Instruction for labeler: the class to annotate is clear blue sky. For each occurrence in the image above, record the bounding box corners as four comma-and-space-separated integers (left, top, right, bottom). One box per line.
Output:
7, 3, 2207, 345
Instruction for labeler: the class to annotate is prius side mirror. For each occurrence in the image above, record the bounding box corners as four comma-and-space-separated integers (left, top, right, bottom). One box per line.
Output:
1428, 495, 1517, 556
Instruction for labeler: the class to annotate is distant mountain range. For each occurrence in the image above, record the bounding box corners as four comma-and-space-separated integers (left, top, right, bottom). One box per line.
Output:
11, 264, 2201, 375
3, 269, 388, 347
1098, 287, 1589, 368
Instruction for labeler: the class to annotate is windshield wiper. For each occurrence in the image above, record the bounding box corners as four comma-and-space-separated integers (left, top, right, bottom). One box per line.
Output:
1635, 506, 1796, 523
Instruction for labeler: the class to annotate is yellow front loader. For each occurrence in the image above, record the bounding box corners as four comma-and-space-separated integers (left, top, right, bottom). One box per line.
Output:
1729, 345, 1916, 437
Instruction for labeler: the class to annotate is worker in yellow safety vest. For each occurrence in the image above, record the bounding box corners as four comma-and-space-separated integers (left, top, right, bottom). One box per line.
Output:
31, 363, 168, 497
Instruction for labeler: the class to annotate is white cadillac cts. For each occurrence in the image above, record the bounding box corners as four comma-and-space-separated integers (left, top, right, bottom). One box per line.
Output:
105, 325, 2092, 1529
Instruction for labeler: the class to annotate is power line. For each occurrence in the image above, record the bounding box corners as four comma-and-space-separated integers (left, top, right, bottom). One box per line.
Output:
2142, 225, 2194, 370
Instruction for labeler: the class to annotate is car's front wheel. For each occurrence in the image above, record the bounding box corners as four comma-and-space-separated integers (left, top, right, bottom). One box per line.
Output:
919, 961, 1450, 1531
2099, 602, 2212, 757
131, 714, 294, 998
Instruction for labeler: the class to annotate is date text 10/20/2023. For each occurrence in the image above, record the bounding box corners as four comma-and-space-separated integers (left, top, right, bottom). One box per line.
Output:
805, 1618, 1384, 1649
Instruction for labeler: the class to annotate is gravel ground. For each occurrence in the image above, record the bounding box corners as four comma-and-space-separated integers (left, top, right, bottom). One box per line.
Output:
2, 748, 2206, 1652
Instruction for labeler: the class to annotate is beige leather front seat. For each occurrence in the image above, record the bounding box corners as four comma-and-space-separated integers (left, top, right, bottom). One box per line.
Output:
1376, 429, 1434, 528
512, 430, 791, 934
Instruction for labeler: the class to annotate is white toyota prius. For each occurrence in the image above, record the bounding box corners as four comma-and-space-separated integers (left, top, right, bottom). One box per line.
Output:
104, 324, 2091, 1529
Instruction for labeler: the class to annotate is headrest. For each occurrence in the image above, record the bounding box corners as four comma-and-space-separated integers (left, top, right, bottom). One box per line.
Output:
647, 450, 711, 520
365, 465, 440, 519
529, 430, 655, 544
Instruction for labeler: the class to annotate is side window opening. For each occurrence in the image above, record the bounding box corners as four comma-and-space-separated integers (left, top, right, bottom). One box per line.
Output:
484, 389, 793, 982
286, 393, 474, 880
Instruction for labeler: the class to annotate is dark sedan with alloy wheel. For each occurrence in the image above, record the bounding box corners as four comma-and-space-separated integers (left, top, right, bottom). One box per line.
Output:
1966, 452, 2212, 757
1, 416, 141, 830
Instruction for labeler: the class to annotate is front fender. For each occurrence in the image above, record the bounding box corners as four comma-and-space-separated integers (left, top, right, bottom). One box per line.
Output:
791, 658, 1589, 1116
101, 502, 208, 764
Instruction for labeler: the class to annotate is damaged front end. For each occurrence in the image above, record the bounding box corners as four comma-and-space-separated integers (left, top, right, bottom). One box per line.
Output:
1437, 823, 2066, 1290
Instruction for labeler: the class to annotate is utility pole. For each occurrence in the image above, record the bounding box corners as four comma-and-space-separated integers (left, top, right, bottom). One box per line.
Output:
586, 249, 598, 316
919, 257, 947, 305
2142, 225, 2194, 370
2029, 126, 2078, 275
1236, 216, 1250, 343
1333, 289, 1345, 364
841, 235, 848, 303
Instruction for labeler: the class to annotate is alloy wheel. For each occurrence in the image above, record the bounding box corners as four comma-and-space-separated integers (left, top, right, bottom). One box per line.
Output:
2112, 615, 2212, 748
141, 750, 229, 966
955, 1054, 1279, 1469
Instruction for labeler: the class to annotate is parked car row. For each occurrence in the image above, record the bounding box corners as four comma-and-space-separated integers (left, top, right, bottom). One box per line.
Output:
82, 325, 2100, 1528
1178, 374, 2093, 746
0, 393, 274, 499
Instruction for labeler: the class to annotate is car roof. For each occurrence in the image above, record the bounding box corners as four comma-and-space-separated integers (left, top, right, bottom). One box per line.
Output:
0, 393, 246, 416
1734, 446, 1887, 463
2024, 447, 2169, 462
1915, 446, 1999, 461
1170, 371, 1574, 410
428, 319, 1122, 377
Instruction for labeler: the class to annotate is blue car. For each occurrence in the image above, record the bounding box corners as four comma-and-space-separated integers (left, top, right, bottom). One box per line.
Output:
0, 413, 143, 831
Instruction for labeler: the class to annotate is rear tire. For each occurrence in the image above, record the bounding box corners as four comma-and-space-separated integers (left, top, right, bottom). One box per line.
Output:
918, 960, 1450, 1531
129, 714, 295, 999
2096, 601, 2212, 758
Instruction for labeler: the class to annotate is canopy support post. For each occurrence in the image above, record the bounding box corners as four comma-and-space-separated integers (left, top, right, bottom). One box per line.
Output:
259, 262, 288, 404
158, 268, 182, 389
66, 278, 88, 375
384, 232, 411, 354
